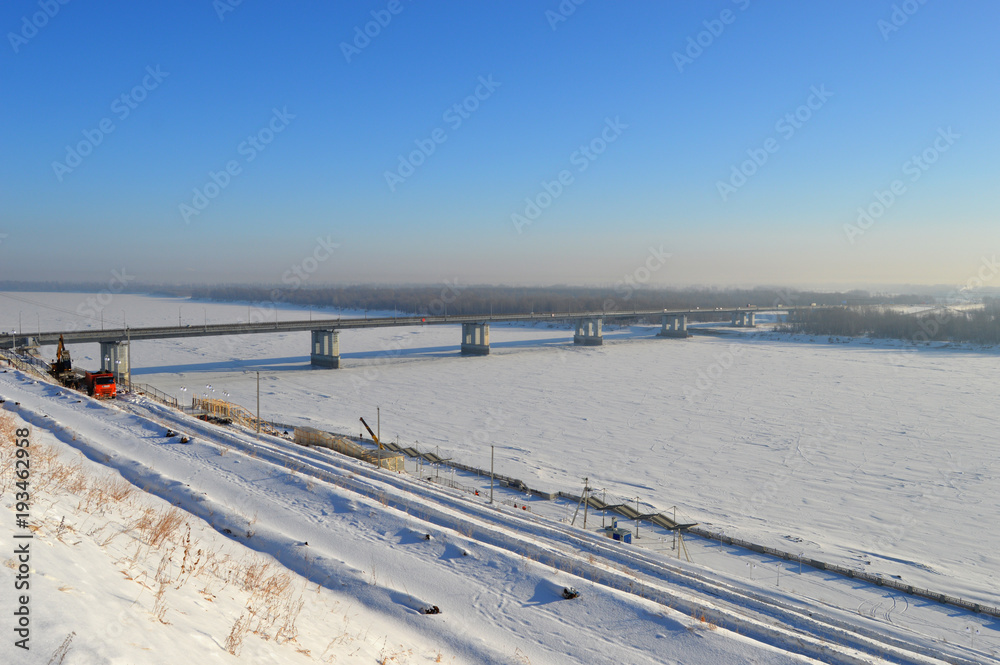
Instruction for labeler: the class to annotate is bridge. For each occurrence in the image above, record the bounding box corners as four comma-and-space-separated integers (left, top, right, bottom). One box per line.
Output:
1, 306, 823, 381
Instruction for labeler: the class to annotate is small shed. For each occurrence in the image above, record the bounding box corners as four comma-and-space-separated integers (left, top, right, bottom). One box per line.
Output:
602, 517, 632, 544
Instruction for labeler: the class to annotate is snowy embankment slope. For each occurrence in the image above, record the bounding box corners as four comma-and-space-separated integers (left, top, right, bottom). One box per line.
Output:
0, 367, 992, 664
120, 318, 1000, 609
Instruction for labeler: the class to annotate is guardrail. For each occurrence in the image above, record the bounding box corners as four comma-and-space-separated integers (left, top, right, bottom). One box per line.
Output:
0, 349, 51, 378
690, 529, 1000, 618
159, 408, 1000, 618
380, 435, 1000, 616
125, 381, 179, 408
1, 305, 843, 348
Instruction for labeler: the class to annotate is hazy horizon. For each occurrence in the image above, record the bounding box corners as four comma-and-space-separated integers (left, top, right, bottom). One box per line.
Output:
2, 2, 997, 288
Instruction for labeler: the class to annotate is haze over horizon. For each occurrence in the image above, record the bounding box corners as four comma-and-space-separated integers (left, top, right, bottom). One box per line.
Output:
2, 1, 997, 290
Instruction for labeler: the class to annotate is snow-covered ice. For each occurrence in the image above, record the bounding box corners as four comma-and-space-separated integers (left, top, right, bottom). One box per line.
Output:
1, 291, 998, 663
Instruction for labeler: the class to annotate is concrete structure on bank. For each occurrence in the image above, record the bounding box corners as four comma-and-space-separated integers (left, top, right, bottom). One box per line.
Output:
658, 314, 688, 338
732, 311, 756, 327
100, 341, 130, 382
574, 318, 603, 346
460, 323, 490, 355
310, 330, 340, 368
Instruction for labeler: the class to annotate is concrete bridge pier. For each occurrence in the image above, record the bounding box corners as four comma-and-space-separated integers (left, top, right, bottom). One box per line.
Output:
574, 318, 603, 346
100, 341, 130, 382
732, 311, 756, 327
657, 314, 688, 338
461, 323, 490, 355
310, 330, 340, 368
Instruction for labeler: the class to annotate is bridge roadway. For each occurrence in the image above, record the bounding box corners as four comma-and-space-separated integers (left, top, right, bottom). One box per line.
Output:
0, 306, 811, 348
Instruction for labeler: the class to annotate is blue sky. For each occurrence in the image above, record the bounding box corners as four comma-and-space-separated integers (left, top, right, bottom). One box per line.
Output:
1, 0, 997, 289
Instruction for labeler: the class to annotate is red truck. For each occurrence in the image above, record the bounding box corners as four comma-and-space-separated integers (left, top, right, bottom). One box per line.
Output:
84, 371, 116, 399
49, 336, 116, 399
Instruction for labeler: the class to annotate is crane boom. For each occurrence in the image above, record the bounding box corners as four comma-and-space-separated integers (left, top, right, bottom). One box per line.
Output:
359, 416, 382, 449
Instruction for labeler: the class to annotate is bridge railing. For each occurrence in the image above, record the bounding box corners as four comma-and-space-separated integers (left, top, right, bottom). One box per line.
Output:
0, 349, 50, 378
125, 381, 179, 409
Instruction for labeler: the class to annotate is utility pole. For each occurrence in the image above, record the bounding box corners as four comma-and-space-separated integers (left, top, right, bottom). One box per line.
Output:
571, 477, 589, 527
635, 497, 640, 539
256, 371, 260, 435
602, 488, 607, 528
490, 444, 495, 503
582, 477, 590, 529
377, 406, 380, 443
126, 325, 132, 391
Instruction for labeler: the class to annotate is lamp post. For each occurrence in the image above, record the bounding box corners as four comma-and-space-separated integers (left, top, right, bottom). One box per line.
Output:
490, 444, 494, 504
126, 324, 131, 390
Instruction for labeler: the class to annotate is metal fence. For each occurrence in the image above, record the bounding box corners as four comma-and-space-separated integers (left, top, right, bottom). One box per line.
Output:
690, 529, 1000, 618
380, 433, 1000, 617
10, 341, 990, 619
125, 381, 179, 408
0, 349, 50, 378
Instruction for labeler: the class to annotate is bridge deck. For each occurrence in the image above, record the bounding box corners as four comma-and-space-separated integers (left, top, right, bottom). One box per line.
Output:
1, 306, 820, 349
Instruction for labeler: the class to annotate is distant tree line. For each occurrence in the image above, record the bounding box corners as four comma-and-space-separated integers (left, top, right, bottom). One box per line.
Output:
779, 299, 1000, 344
148, 284, 924, 317
0, 281, 930, 318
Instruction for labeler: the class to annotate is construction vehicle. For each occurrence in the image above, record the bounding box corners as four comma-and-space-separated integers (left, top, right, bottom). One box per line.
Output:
48, 335, 116, 399
83, 370, 116, 399
359, 416, 383, 450
50, 334, 72, 375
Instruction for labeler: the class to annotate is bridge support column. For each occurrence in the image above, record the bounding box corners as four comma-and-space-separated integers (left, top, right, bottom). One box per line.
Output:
731, 311, 756, 327
574, 318, 603, 346
310, 330, 340, 368
461, 323, 490, 355
657, 314, 688, 338
100, 341, 130, 383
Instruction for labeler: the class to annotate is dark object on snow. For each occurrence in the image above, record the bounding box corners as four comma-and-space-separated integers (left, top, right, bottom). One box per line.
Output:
179, 436, 190, 443
420, 605, 441, 615
165, 429, 177, 437
562, 587, 580, 600
423, 534, 432, 540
